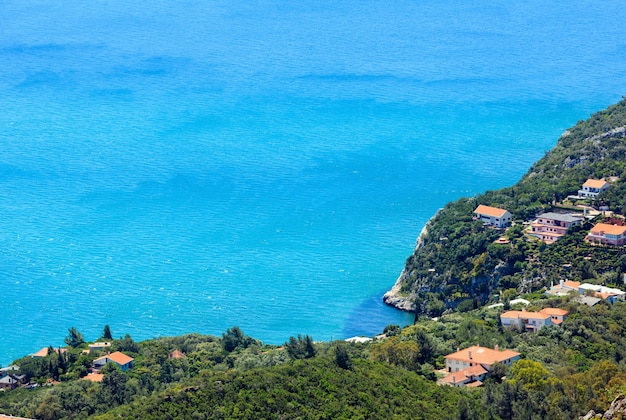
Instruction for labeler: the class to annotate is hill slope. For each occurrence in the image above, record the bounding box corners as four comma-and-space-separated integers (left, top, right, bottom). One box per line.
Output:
385, 98, 626, 315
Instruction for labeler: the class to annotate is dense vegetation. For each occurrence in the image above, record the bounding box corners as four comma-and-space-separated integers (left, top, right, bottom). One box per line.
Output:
394, 97, 626, 316
4, 293, 626, 419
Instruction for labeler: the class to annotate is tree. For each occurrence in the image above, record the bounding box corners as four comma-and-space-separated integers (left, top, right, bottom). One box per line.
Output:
334, 344, 352, 370
102, 325, 113, 340
65, 327, 85, 348
116, 334, 139, 353
285, 335, 316, 359
222, 327, 256, 352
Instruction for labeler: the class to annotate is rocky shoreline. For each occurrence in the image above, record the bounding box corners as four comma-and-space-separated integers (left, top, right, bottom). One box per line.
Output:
382, 213, 437, 312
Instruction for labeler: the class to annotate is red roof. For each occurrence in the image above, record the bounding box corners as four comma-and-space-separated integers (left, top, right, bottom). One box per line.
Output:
474, 205, 508, 218
445, 346, 520, 366
583, 179, 609, 189
539, 308, 568, 316
95, 351, 134, 366
82, 373, 104, 382
590, 223, 626, 236
501, 310, 550, 320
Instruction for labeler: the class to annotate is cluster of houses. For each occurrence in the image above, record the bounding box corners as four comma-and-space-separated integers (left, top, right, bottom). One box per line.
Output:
473, 178, 626, 246
0, 365, 25, 390
547, 279, 626, 304
1, 340, 188, 389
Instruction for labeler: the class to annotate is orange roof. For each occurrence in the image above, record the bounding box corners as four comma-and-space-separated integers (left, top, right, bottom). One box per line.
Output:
583, 179, 609, 189
445, 346, 520, 366
169, 349, 186, 359
474, 205, 508, 218
32, 347, 49, 357
82, 373, 104, 382
552, 318, 563, 325
590, 223, 626, 236
539, 308, 568, 316
563, 281, 581, 289
465, 380, 484, 388
95, 351, 134, 366
441, 365, 488, 385
501, 310, 550, 320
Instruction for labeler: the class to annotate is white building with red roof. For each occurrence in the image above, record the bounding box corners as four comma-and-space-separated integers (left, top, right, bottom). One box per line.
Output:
578, 178, 610, 198
473, 205, 512, 228
442, 345, 520, 387
93, 351, 134, 371
500, 308, 568, 331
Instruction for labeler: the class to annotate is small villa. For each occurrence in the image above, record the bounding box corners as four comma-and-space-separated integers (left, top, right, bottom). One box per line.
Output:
578, 178, 610, 199
441, 345, 520, 387
528, 212, 583, 243
93, 351, 134, 372
88, 342, 112, 354
578, 283, 626, 303
473, 205, 512, 228
500, 308, 568, 331
586, 223, 626, 246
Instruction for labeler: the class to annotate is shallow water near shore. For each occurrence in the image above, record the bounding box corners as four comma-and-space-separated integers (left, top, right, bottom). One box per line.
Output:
2, 1, 626, 363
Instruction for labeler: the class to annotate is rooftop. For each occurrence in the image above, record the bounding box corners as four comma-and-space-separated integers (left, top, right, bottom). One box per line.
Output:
535, 212, 584, 223
583, 178, 609, 189
474, 205, 508, 218
445, 345, 520, 366
590, 223, 626, 236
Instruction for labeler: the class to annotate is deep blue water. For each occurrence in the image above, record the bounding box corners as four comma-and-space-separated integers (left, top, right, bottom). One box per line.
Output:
1, 1, 626, 364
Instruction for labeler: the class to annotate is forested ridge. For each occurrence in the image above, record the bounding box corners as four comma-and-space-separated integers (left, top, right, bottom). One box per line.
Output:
391, 97, 626, 316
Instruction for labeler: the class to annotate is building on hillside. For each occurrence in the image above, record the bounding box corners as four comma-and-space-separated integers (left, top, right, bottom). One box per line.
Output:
578, 178, 610, 199
473, 205, 512, 228
169, 349, 186, 359
528, 212, 583, 243
441, 345, 520, 387
88, 342, 112, 354
546, 280, 581, 296
31, 347, 67, 358
578, 283, 626, 304
500, 308, 569, 331
93, 351, 134, 372
539, 308, 569, 325
501, 309, 549, 332
586, 223, 626, 246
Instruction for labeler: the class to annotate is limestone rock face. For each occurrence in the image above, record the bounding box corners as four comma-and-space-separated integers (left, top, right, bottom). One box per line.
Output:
580, 394, 626, 420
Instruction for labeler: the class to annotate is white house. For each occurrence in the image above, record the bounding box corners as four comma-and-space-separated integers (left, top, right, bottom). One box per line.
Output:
473, 205, 512, 228
578, 178, 610, 198
93, 351, 134, 371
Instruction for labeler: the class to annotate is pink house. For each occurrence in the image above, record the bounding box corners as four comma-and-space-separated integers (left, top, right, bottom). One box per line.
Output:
586, 223, 626, 246
528, 212, 583, 243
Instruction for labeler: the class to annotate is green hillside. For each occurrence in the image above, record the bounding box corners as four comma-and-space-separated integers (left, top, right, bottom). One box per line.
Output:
388, 98, 626, 316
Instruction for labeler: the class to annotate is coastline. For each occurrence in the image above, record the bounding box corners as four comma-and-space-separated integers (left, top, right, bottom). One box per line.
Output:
382, 213, 438, 312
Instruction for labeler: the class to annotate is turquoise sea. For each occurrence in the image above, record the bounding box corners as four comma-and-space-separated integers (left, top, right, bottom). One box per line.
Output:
2, 1, 626, 364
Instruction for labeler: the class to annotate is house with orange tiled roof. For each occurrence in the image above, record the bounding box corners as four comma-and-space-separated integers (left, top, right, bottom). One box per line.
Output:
586, 223, 626, 246
93, 351, 134, 371
442, 345, 520, 387
500, 309, 552, 332
539, 308, 568, 325
578, 178, 610, 199
578, 283, 626, 304
473, 205, 512, 228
